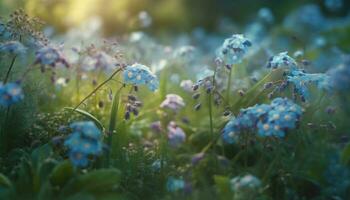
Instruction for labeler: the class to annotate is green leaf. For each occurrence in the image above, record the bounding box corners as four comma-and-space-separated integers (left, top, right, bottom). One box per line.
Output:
64, 107, 104, 131
214, 175, 231, 199
0, 173, 12, 188
61, 169, 122, 197
50, 160, 74, 187
341, 142, 350, 165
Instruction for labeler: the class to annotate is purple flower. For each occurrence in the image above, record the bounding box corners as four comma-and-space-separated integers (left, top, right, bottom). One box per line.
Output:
160, 94, 185, 112
34, 45, 69, 69
167, 121, 186, 148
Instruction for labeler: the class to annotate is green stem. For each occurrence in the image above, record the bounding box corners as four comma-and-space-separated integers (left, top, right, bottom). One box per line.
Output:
3, 55, 17, 84
226, 66, 233, 102
208, 93, 214, 139
105, 86, 123, 167
74, 67, 122, 110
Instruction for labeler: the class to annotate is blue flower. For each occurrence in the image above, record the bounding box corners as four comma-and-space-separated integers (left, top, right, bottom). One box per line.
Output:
267, 52, 298, 70
222, 117, 240, 144
123, 63, 159, 91
68, 151, 89, 167
70, 121, 101, 140
64, 121, 103, 167
287, 69, 330, 99
257, 121, 285, 137
0, 41, 27, 55
216, 34, 252, 65
34, 45, 69, 68
0, 82, 24, 107
222, 98, 302, 143
166, 177, 185, 192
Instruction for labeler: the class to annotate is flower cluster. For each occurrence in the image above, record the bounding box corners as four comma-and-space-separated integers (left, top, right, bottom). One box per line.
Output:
0, 9, 48, 46
160, 94, 185, 112
123, 63, 159, 91
124, 95, 143, 120
167, 121, 186, 148
216, 34, 252, 65
222, 97, 302, 143
0, 82, 24, 106
34, 45, 70, 69
266, 52, 298, 70
266, 52, 331, 101
0, 41, 27, 55
166, 177, 186, 192
287, 69, 330, 99
64, 121, 103, 167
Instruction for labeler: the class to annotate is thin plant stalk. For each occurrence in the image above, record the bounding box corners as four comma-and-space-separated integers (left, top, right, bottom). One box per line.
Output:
3, 55, 17, 84
74, 67, 122, 110
226, 65, 233, 102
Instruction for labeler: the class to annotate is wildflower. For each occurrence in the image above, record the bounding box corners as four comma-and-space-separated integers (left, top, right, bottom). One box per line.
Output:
0, 41, 27, 55
167, 121, 186, 148
123, 63, 159, 91
124, 95, 143, 120
166, 177, 186, 192
266, 52, 298, 70
222, 98, 302, 143
34, 45, 69, 68
287, 69, 330, 99
150, 121, 162, 134
191, 152, 205, 165
64, 121, 103, 167
0, 82, 24, 106
180, 80, 193, 92
230, 174, 261, 192
160, 94, 185, 112
216, 34, 252, 65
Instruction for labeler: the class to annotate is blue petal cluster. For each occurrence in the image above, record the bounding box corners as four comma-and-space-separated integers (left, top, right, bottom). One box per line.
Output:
34, 46, 69, 68
266, 52, 298, 70
64, 121, 103, 167
123, 63, 159, 91
0, 82, 24, 106
216, 34, 252, 65
0, 41, 27, 55
222, 98, 302, 143
166, 177, 186, 192
287, 69, 330, 99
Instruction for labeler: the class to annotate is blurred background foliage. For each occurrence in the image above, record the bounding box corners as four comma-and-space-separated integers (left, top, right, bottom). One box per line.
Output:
0, 0, 349, 35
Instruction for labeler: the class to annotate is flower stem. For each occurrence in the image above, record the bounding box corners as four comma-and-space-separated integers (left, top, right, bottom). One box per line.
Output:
74, 67, 122, 110
3, 55, 17, 84
226, 66, 233, 103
